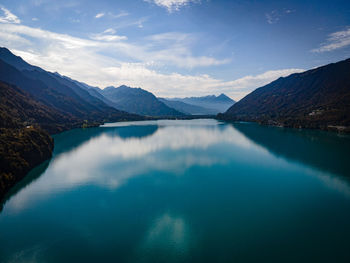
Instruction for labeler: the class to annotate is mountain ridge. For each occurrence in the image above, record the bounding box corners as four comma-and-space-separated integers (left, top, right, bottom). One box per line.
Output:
218, 58, 350, 132
101, 85, 185, 117
165, 94, 235, 114
0, 48, 142, 124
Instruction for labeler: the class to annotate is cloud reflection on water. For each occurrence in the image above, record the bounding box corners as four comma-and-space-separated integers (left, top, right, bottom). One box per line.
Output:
4, 119, 350, 213
136, 213, 190, 262
5, 120, 264, 211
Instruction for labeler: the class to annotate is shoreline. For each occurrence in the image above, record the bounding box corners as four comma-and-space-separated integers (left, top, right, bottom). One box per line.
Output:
216, 114, 350, 134
0, 115, 216, 207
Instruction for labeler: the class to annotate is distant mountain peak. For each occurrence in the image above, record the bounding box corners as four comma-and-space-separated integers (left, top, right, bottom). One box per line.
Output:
118, 85, 130, 89
218, 93, 229, 98
165, 94, 235, 114
217, 93, 234, 102
104, 86, 116, 91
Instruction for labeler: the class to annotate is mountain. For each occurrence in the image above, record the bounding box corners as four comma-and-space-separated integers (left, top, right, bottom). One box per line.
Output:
168, 94, 235, 114
101, 85, 184, 117
0, 47, 141, 124
0, 80, 54, 202
52, 73, 117, 108
0, 47, 42, 71
0, 47, 143, 201
158, 98, 215, 115
0, 80, 77, 133
218, 58, 350, 132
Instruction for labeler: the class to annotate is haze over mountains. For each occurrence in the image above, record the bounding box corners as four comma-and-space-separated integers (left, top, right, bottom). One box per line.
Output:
160, 95, 235, 115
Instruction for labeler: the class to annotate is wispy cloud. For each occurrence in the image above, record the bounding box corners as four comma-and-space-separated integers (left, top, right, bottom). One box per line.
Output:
265, 9, 294, 24
109, 11, 129, 19
0, 9, 303, 100
0, 7, 21, 24
265, 10, 280, 24
311, 27, 350, 53
95, 11, 128, 19
145, 0, 200, 12
90, 29, 127, 42
0, 23, 302, 100
95, 12, 105, 19
103, 28, 116, 34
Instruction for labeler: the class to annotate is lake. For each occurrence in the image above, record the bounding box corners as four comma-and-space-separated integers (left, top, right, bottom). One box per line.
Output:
1, 119, 350, 263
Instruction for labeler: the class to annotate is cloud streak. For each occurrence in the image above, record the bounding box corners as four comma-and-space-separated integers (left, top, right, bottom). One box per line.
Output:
90, 29, 128, 42
0, 9, 303, 100
145, 0, 200, 12
265, 9, 294, 24
312, 27, 350, 53
95, 12, 105, 18
0, 7, 21, 24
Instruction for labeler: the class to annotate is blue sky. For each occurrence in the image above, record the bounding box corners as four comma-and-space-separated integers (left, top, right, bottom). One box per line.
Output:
0, 0, 349, 100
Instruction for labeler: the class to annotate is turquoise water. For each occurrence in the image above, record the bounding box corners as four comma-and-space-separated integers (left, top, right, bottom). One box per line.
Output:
1, 119, 350, 263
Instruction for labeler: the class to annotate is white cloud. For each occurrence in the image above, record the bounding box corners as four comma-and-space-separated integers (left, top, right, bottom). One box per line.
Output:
0, 7, 21, 24
312, 27, 350, 53
145, 0, 200, 12
265, 9, 294, 24
32, 17, 38, 21
4, 121, 266, 211
95, 12, 105, 18
103, 28, 116, 34
90, 29, 127, 42
0, 18, 303, 100
96, 11, 129, 19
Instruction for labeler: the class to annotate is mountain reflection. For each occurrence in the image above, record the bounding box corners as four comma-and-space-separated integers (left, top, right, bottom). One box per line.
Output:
232, 122, 350, 177
3, 120, 260, 211
52, 125, 159, 157
3, 119, 350, 213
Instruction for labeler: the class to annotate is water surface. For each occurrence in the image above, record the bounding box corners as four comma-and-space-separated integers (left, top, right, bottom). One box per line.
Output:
1, 119, 350, 263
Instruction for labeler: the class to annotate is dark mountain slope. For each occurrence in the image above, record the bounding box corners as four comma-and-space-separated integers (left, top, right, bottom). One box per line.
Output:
0, 126, 53, 203
0, 58, 141, 123
49, 72, 112, 110
219, 58, 350, 131
0, 48, 144, 201
0, 81, 78, 133
169, 94, 235, 114
0, 81, 55, 202
51, 74, 118, 108
0, 48, 143, 123
101, 85, 184, 117
0, 59, 80, 117
0, 47, 41, 71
